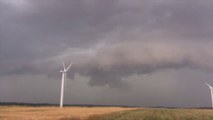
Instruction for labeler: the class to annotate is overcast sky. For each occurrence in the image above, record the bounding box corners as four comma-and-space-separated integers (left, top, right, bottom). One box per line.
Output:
1, 0, 213, 107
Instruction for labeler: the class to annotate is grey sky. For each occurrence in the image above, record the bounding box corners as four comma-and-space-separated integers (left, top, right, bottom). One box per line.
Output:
1, 0, 213, 107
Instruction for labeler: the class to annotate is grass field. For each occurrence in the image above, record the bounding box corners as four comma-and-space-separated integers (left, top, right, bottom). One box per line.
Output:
87, 108, 213, 120
0, 106, 134, 120
1, 106, 213, 120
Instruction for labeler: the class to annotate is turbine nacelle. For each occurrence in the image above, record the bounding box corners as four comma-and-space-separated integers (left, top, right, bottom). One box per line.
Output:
60, 70, 66, 73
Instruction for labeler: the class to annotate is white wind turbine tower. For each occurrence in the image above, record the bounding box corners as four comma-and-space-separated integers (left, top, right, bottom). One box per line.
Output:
59, 62, 72, 108
206, 83, 213, 108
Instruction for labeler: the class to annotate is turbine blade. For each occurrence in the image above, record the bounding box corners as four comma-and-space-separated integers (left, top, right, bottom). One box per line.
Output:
62, 61, 66, 70
206, 83, 212, 89
66, 62, 73, 71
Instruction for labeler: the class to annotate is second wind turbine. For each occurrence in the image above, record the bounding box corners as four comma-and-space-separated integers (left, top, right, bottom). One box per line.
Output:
206, 83, 213, 108
60, 62, 72, 108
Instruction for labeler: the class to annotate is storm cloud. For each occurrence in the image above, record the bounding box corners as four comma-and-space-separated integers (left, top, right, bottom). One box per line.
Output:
1, 0, 213, 107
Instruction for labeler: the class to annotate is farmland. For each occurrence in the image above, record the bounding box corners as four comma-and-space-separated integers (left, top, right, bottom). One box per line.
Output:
0, 106, 134, 120
1, 106, 213, 120
87, 108, 213, 120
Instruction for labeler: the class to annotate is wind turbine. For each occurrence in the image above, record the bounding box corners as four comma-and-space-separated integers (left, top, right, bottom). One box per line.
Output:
206, 83, 213, 108
60, 61, 72, 108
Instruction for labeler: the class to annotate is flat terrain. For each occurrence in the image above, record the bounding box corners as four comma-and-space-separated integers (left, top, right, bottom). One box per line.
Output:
0, 106, 134, 120
2, 106, 213, 120
87, 108, 213, 120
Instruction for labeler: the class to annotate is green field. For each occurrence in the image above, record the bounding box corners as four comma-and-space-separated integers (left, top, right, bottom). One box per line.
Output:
87, 109, 213, 120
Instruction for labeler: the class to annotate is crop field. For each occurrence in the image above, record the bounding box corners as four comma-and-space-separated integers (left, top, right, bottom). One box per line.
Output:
0, 106, 135, 120
87, 108, 213, 120
1, 106, 213, 120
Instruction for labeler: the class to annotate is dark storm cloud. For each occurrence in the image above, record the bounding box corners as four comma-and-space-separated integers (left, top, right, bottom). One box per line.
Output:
1, 0, 213, 106
64, 41, 213, 87
1, 0, 213, 85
